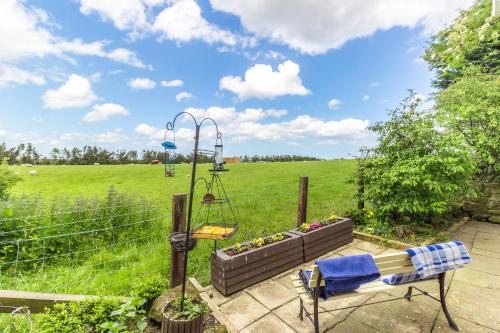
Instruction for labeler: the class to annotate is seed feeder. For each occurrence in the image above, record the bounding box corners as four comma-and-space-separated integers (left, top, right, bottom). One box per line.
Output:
162, 130, 176, 177
211, 137, 227, 172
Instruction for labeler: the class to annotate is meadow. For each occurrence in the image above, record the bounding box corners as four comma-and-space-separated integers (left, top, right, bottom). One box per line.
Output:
2, 160, 357, 296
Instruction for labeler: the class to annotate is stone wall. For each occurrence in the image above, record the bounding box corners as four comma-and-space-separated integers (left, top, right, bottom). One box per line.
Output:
463, 182, 500, 223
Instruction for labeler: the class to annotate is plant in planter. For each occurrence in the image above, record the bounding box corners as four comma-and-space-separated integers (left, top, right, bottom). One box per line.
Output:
162, 296, 208, 333
291, 215, 353, 262
212, 232, 303, 296
226, 233, 287, 256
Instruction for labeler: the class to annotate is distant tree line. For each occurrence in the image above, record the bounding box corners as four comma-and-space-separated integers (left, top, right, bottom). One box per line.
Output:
0, 143, 321, 165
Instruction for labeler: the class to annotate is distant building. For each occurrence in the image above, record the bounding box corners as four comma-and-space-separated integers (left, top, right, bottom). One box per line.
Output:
224, 157, 241, 164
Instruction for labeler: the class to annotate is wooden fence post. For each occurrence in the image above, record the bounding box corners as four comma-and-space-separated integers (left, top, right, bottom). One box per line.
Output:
170, 193, 187, 288
297, 176, 308, 228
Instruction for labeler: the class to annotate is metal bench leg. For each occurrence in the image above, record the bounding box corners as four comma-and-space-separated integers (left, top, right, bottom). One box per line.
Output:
299, 297, 304, 321
313, 272, 321, 333
439, 273, 460, 331
404, 286, 413, 301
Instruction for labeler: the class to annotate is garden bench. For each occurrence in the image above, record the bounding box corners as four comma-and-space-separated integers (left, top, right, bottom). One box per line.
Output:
291, 251, 460, 333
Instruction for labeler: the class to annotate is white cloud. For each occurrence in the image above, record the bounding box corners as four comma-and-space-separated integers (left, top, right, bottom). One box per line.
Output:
362, 95, 370, 101
160, 79, 183, 87
369, 81, 381, 87
105, 47, 147, 69
82, 103, 129, 123
128, 77, 156, 89
328, 98, 341, 110
219, 60, 310, 99
79, 0, 164, 38
153, 0, 241, 46
0, 129, 6, 137
210, 0, 474, 54
94, 130, 127, 144
0, 1, 148, 68
136, 106, 369, 147
0, 63, 45, 88
264, 50, 285, 60
42, 74, 97, 109
176, 92, 193, 102
412, 57, 425, 64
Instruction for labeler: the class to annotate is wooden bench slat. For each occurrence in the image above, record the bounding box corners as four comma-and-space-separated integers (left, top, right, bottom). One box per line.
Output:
379, 265, 415, 275
376, 259, 413, 270
374, 252, 409, 263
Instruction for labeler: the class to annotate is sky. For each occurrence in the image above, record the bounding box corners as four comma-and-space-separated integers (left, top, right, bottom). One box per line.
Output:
0, 0, 474, 159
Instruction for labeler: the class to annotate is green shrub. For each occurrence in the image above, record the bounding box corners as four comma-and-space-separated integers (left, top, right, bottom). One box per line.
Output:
130, 273, 167, 311
357, 92, 476, 224
37, 298, 147, 333
436, 71, 499, 180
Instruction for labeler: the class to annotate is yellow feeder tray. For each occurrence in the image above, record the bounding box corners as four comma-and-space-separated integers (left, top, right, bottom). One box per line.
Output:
191, 225, 237, 240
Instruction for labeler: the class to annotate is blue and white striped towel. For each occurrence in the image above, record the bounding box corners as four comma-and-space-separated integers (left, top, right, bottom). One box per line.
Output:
406, 240, 470, 278
382, 240, 470, 284
382, 271, 436, 285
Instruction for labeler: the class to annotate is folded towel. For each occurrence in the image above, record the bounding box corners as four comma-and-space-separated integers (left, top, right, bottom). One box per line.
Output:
315, 254, 380, 299
382, 271, 436, 285
405, 240, 471, 278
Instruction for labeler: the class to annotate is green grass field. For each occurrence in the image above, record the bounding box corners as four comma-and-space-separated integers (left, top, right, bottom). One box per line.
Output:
4, 160, 357, 296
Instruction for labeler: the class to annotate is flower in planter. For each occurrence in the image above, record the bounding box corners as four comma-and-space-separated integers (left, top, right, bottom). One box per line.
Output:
228, 250, 236, 256
310, 222, 322, 230
327, 214, 338, 221
270, 232, 285, 242
299, 223, 311, 233
252, 237, 265, 248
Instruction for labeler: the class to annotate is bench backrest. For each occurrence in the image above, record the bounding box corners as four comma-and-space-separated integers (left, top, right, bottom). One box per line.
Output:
307, 252, 415, 288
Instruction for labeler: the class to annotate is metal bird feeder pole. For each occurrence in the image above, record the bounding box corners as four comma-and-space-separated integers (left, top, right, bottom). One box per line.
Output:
166, 112, 222, 311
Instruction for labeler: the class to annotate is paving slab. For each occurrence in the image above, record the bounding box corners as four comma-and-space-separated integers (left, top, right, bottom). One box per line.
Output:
335, 246, 370, 257
239, 313, 295, 333
446, 280, 500, 331
351, 240, 386, 254
219, 293, 269, 331
471, 247, 500, 259
431, 311, 499, 333
329, 293, 440, 333
474, 232, 500, 253
454, 267, 500, 290
247, 280, 297, 310
273, 298, 338, 333
463, 222, 500, 235
469, 253, 500, 276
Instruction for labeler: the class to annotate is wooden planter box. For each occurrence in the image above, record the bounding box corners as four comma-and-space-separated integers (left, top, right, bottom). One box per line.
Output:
162, 313, 203, 333
211, 232, 303, 296
290, 217, 353, 262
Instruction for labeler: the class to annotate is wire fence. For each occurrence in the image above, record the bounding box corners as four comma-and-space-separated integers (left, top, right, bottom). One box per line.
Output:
0, 174, 356, 296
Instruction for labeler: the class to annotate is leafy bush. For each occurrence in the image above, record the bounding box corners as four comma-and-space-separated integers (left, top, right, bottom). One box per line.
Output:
0, 188, 162, 271
130, 273, 167, 311
36, 298, 144, 333
100, 298, 147, 333
436, 70, 499, 180
357, 92, 476, 224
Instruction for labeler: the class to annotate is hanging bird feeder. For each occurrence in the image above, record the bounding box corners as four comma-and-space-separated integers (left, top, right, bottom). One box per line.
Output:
162, 130, 177, 177
209, 136, 228, 172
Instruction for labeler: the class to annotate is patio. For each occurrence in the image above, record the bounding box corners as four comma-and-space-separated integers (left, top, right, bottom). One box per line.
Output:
199, 221, 500, 332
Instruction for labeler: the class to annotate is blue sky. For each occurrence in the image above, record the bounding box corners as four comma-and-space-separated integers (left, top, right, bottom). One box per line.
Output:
0, 0, 473, 158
